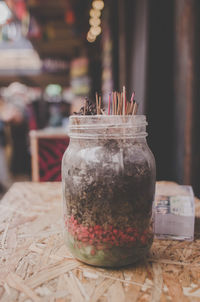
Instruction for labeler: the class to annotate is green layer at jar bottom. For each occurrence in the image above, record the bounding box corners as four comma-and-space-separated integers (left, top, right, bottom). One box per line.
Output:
64, 231, 152, 267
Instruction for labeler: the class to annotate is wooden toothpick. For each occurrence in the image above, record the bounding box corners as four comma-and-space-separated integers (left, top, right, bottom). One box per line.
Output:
123, 86, 126, 115
96, 92, 99, 115
132, 102, 138, 115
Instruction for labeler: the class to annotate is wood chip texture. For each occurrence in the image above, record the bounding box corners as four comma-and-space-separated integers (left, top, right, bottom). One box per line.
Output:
0, 181, 200, 302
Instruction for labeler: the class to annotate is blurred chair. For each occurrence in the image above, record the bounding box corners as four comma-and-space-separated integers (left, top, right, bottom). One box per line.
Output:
30, 129, 69, 182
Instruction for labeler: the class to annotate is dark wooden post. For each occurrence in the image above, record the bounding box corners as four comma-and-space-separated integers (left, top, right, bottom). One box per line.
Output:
117, 0, 148, 112
127, 0, 149, 114
117, 0, 126, 88
174, 0, 196, 185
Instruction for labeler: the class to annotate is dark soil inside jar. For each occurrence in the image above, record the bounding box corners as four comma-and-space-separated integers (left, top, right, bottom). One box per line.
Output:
63, 139, 155, 266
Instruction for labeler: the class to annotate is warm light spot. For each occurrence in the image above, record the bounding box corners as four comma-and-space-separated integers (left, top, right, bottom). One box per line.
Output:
89, 17, 101, 27
92, 0, 104, 11
90, 26, 101, 37
87, 31, 96, 43
87, 1, 104, 42
89, 8, 101, 18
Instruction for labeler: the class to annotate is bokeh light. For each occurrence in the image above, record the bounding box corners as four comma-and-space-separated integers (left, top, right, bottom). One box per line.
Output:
89, 9, 101, 18
92, 0, 104, 11
90, 26, 101, 36
89, 17, 101, 27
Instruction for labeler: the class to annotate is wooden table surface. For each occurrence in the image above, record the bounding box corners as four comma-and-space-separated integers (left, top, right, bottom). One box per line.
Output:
0, 182, 200, 302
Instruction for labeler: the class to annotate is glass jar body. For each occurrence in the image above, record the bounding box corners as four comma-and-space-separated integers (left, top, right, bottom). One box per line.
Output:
62, 116, 156, 267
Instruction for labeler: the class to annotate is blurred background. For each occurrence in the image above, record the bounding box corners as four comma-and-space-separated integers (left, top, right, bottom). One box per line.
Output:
0, 0, 199, 196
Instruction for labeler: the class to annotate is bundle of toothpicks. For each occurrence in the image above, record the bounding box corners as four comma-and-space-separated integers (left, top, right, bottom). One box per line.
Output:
78, 87, 138, 116
96, 86, 138, 115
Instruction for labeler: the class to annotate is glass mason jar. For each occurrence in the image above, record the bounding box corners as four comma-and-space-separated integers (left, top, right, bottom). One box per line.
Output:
62, 115, 156, 267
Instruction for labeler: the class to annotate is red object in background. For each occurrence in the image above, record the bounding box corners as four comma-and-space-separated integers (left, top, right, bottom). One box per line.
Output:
65, 10, 75, 25
38, 138, 69, 181
15, 0, 27, 20
27, 105, 37, 131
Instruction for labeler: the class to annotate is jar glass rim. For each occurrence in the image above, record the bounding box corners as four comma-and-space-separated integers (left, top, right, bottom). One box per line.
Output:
70, 114, 146, 119
68, 115, 148, 139
69, 115, 147, 125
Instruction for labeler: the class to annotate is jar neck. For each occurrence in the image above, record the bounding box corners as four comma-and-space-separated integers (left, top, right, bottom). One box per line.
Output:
68, 115, 148, 140
70, 137, 147, 145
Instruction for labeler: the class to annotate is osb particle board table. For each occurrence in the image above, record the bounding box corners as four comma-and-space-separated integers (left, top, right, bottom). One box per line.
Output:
0, 182, 200, 302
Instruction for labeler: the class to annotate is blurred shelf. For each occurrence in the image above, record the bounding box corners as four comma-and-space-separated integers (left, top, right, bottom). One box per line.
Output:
28, 6, 66, 21
31, 39, 82, 59
0, 72, 70, 87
